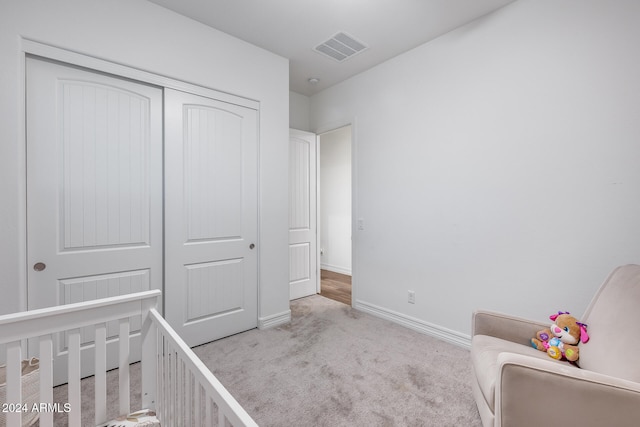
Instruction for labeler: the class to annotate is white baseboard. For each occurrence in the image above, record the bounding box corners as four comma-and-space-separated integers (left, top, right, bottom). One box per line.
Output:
258, 309, 291, 330
354, 300, 471, 349
320, 264, 352, 276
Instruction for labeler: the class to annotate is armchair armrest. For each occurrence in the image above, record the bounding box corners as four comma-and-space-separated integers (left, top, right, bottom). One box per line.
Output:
495, 353, 640, 426
472, 310, 549, 344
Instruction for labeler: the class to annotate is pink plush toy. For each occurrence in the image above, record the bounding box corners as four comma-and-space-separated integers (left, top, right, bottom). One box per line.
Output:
530, 311, 589, 362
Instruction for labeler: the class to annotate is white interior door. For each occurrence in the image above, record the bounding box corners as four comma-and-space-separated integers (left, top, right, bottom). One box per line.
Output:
164, 89, 258, 347
26, 57, 163, 385
289, 129, 318, 300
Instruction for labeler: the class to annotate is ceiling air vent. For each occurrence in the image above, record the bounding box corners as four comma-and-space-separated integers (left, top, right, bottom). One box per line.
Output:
314, 32, 368, 62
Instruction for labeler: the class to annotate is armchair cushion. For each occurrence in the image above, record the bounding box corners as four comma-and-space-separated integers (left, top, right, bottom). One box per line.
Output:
471, 334, 565, 410
496, 353, 640, 426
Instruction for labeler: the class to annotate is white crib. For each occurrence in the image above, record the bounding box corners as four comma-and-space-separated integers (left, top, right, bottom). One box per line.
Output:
0, 290, 257, 427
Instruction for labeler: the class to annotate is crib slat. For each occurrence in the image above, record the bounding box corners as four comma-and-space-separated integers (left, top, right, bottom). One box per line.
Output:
95, 322, 107, 425
158, 336, 166, 424
39, 334, 54, 427
172, 352, 178, 424
165, 340, 171, 425
205, 395, 212, 426
119, 318, 130, 416
141, 305, 157, 411
178, 359, 185, 424
6, 341, 22, 427
219, 411, 232, 427
157, 338, 163, 424
218, 406, 225, 427
176, 358, 182, 423
193, 379, 200, 426
162, 339, 170, 425
185, 370, 192, 426
169, 344, 176, 425
68, 328, 81, 427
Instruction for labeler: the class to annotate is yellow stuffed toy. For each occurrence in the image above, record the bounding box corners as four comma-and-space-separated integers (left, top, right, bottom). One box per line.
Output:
530, 311, 589, 362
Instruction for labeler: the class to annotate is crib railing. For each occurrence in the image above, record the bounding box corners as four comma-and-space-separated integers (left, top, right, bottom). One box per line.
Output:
0, 290, 258, 427
144, 305, 258, 427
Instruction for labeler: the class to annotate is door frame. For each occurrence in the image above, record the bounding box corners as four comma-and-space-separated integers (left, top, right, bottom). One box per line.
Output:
315, 120, 357, 307
18, 39, 261, 315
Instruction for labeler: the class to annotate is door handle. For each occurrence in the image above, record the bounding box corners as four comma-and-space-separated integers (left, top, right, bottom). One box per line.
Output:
33, 262, 46, 272
249, 243, 255, 250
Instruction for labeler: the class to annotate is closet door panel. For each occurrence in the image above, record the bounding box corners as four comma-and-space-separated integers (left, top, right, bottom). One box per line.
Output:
164, 89, 258, 347
184, 105, 243, 241
26, 57, 163, 385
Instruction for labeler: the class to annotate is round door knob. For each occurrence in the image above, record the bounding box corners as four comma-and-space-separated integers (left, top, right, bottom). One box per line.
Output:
33, 262, 46, 272
249, 243, 255, 250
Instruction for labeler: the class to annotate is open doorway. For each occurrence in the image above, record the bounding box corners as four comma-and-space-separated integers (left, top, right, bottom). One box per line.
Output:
318, 125, 352, 305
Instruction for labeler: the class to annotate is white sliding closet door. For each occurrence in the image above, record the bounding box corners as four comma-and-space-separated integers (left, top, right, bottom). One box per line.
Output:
164, 89, 259, 347
26, 57, 163, 385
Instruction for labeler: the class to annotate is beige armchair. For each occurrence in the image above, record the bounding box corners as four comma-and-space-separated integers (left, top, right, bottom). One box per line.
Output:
471, 264, 640, 426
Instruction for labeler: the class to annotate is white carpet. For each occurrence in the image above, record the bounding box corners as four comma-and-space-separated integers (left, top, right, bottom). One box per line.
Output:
193, 295, 482, 427
51, 295, 481, 426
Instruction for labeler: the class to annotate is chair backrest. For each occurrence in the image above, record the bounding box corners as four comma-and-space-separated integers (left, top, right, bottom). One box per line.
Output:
577, 264, 640, 382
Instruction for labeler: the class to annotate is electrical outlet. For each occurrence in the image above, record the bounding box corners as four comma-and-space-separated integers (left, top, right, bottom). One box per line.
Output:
408, 290, 415, 304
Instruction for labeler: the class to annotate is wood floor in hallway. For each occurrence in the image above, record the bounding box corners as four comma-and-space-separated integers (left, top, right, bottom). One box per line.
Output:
320, 269, 351, 305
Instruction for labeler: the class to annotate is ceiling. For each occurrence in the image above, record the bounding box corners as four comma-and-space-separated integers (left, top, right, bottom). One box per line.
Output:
148, 0, 516, 96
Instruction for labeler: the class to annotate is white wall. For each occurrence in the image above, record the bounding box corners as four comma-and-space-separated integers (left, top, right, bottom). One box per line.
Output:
289, 91, 311, 132
0, 0, 290, 321
310, 0, 640, 338
319, 126, 352, 275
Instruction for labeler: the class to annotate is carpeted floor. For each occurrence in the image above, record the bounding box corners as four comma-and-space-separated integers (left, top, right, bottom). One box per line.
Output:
193, 295, 482, 427
52, 294, 481, 426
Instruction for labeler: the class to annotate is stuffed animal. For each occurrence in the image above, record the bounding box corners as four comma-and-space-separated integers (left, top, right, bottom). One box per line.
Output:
530, 311, 589, 362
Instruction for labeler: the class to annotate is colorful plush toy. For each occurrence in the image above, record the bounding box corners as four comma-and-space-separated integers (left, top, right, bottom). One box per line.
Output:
530, 311, 589, 362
